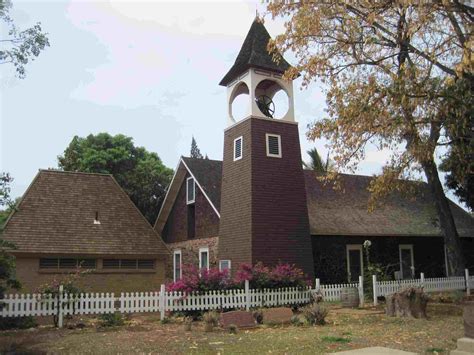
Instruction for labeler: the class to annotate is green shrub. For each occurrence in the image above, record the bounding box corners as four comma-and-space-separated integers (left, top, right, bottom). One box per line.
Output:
99, 312, 124, 327
302, 303, 328, 325
0, 316, 37, 330
291, 314, 306, 326
228, 324, 238, 334
321, 335, 351, 343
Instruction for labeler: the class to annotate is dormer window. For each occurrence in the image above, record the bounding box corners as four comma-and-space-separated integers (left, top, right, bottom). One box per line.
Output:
94, 211, 101, 225
186, 177, 195, 204
266, 133, 282, 158
234, 136, 243, 161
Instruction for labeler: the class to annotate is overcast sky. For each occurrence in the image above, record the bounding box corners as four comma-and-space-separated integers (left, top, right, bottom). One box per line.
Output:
0, 0, 463, 209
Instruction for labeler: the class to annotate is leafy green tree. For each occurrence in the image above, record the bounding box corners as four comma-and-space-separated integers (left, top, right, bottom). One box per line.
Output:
0, 0, 50, 78
303, 148, 331, 173
190, 136, 204, 159
268, 1, 472, 275
58, 133, 173, 224
0, 172, 21, 297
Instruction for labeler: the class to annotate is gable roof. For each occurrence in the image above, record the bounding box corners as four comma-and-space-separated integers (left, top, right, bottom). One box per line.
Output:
156, 158, 474, 238
3, 170, 169, 256
153, 157, 221, 234
304, 171, 473, 238
219, 18, 293, 86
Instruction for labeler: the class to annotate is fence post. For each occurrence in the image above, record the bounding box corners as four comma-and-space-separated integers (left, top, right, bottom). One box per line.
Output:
358, 276, 364, 308
372, 275, 378, 306
315, 278, 320, 292
245, 280, 250, 311
466, 269, 471, 296
58, 285, 64, 328
420, 273, 425, 289
159, 284, 166, 321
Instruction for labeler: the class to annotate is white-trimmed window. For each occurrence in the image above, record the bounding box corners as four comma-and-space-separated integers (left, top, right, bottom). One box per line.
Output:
399, 244, 415, 279
186, 177, 195, 204
266, 133, 282, 158
199, 247, 209, 270
173, 250, 182, 282
234, 136, 243, 161
219, 260, 231, 272
346, 244, 363, 283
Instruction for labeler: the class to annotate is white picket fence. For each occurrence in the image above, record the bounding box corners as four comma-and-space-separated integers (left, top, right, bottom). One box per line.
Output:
1, 270, 472, 327
372, 269, 473, 305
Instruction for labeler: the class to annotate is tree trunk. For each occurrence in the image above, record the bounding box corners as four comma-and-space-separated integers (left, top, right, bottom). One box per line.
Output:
385, 287, 428, 318
423, 158, 465, 276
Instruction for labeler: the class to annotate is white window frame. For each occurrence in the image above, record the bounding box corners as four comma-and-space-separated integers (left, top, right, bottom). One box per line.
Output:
199, 247, 209, 271
346, 244, 363, 282
186, 177, 195, 204
173, 250, 182, 282
399, 244, 415, 279
233, 136, 243, 161
265, 133, 282, 158
219, 259, 231, 272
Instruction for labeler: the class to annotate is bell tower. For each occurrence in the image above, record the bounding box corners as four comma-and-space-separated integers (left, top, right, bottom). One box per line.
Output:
218, 18, 314, 280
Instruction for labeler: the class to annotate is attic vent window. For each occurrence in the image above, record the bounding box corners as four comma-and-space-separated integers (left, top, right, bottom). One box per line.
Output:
186, 177, 195, 204
234, 136, 243, 161
266, 133, 282, 158
94, 211, 101, 225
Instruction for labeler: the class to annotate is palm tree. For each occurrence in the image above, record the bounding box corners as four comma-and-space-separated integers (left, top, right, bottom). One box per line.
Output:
303, 148, 331, 173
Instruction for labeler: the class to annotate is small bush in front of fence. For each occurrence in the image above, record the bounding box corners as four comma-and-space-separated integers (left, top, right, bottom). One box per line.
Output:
183, 316, 192, 331
253, 309, 263, 324
99, 312, 124, 327
203, 311, 220, 332
321, 335, 351, 343
0, 315, 37, 330
228, 324, 238, 334
302, 303, 328, 326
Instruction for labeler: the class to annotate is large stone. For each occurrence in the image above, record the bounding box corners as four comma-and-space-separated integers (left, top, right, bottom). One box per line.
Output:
262, 307, 293, 325
220, 310, 255, 329
464, 301, 474, 339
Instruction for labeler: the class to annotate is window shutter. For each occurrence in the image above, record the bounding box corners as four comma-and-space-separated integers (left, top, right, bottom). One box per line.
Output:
234, 137, 243, 160
266, 134, 281, 157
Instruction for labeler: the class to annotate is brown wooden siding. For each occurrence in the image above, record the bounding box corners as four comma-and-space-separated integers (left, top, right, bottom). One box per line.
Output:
162, 171, 219, 243
219, 117, 314, 279
251, 118, 314, 279
218, 118, 253, 269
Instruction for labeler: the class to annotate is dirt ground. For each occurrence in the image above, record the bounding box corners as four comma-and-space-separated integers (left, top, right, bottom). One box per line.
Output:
0, 302, 465, 354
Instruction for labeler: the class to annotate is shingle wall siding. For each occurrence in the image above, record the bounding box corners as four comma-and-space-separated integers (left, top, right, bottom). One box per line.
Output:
250, 118, 314, 279
218, 118, 253, 269
162, 172, 219, 243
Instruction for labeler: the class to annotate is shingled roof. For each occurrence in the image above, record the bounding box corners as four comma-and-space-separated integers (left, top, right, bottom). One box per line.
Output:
157, 159, 473, 238
304, 171, 473, 238
219, 18, 292, 86
3, 170, 169, 256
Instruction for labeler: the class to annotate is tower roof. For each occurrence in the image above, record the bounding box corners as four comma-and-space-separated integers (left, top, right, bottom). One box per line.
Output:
219, 18, 293, 86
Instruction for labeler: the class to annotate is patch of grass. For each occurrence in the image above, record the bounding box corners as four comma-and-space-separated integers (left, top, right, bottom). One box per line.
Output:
321, 335, 351, 343
426, 348, 446, 353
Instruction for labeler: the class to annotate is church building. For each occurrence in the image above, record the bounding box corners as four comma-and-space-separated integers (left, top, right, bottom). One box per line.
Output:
154, 19, 474, 284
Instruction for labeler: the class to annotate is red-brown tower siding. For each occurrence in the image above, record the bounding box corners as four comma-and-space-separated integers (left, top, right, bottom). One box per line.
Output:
218, 117, 314, 280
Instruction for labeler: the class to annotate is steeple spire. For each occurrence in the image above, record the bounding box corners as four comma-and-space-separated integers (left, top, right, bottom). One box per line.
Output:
219, 19, 292, 86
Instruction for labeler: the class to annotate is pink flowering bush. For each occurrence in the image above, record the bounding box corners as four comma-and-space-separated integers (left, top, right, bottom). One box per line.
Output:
235, 262, 308, 289
167, 262, 309, 293
166, 264, 236, 293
